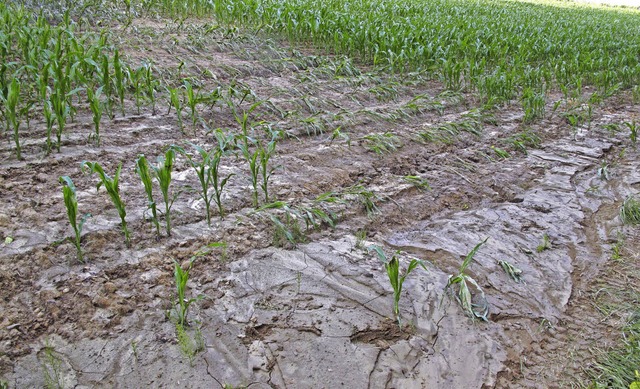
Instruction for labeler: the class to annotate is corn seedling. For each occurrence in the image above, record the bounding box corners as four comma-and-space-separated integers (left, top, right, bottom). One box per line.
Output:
256, 202, 306, 248
172, 257, 202, 327
491, 146, 511, 160
355, 229, 368, 250
362, 132, 401, 154
81, 161, 131, 246
498, 260, 522, 283
345, 184, 380, 217
101, 54, 114, 119
536, 233, 551, 253
113, 49, 127, 117
152, 148, 177, 236
522, 87, 545, 123
369, 245, 427, 327
4, 78, 21, 159
87, 87, 103, 146
168, 86, 184, 133
504, 130, 541, 155
624, 121, 638, 146
184, 80, 202, 127
444, 238, 489, 321
43, 100, 55, 153
179, 142, 234, 224
51, 90, 69, 153
144, 63, 158, 115
620, 195, 640, 225
130, 65, 144, 114
60, 176, 91, 263
135, 155, 161, 239
329, 126, 351, 147
259, 138, 278, 204
403, 175, 431, 191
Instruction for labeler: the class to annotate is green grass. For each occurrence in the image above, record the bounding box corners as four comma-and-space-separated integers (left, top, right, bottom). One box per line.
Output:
620, 196, 640, 225
588, 299, 640, 388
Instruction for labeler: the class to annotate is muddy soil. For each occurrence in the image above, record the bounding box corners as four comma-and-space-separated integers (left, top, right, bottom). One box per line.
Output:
1, 18, 639, 388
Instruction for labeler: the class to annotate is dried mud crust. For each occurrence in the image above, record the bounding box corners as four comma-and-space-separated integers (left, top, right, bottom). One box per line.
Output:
1, 17, 639, 388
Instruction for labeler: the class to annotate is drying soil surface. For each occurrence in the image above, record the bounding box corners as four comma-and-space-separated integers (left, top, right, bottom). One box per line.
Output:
1, 18, 639, 388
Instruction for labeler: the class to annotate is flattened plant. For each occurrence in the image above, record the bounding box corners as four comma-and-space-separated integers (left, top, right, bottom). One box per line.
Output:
60, 176, 91, 262
370, 246, 427, 327
81, 161, 131, 246
444, 238, 489, 321
362, 132, 401, 154
403, 175, 431, 191
498, 260, 522, 283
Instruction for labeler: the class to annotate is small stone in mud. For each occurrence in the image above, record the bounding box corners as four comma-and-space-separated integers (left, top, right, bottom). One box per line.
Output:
103, 282, 117, 294
93, 296, 111, 308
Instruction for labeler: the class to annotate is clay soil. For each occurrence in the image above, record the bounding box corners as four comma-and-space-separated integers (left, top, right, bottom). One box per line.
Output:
1, 17, 639, 389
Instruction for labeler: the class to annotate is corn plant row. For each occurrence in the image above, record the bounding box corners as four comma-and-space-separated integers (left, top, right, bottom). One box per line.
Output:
0, 3, 159, 158
142, 0, 640, 114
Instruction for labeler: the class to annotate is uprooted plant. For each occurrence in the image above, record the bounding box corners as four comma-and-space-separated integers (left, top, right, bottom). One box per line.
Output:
60, 176, 91, 262
444, 237, 489, 321
81, 161, 131, 246
369, 246, 427, 327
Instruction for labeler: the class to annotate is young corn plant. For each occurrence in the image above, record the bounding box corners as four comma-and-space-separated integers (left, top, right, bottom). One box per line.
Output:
113, 49, 127, 117
259, 138, 278, 204
536, 233, 552, 253
168, 86, 184, 133
144, 63, 158, 115
87, 87, 103, 146
172, 257, 202, 327
444, 238, 489, 321
51, 90, 69, 152
179, 143, 234, 225
152, 148, 177, 236
101, 54, 114, 119
369, 246, 427, 327
130, 65, 144, 114
81, 161, 131, 246
5, 78, 21, 159
135, 155, 161, 239
237, 139, 261, 208
624, 121, 638, 146
184, 80, 201, 127
60, 176, 91, 262
43, 100, 55, 154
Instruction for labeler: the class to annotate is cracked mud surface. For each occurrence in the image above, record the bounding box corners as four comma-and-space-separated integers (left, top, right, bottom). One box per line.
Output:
1, 18, 640, 388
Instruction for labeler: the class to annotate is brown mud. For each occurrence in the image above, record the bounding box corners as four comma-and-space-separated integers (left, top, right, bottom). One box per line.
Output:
1, 18, 639, 388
